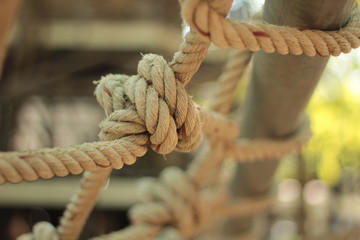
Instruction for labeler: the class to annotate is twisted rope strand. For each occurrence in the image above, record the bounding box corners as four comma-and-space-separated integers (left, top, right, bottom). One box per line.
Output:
227, 137, 308, 162
187, 48, 252, 190
15, 30, 212, 240
0, 136, 148, 184
57, 169, 112, 240
8, 0, 326, 238
0, 106, 308, 185
0, 105, 239, 185
90, 169, 272, 240
209, 49, 252, 114
181, 0, 360, 56
86, 44, 308, 240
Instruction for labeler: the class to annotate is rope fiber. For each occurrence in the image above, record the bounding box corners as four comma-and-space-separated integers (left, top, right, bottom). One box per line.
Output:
1, 0, 359, 239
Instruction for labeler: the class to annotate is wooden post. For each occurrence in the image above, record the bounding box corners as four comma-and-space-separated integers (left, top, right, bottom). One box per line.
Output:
0, 0, 22, 77
224, 0, 355, 236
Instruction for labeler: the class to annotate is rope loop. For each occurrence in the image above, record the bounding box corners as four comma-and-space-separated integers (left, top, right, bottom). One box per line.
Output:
95, 54, 202, 154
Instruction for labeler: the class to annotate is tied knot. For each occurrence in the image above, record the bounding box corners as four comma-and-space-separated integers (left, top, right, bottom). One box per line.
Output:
129, 167, 214, 237
95, 54, 202, 154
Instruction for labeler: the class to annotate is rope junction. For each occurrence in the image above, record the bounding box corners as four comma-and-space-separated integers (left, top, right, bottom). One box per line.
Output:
2, 0, 360, 239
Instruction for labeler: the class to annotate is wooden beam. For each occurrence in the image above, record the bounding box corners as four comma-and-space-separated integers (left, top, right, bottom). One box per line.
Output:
224, 0, 355, 236
40, 20, 182, 52
0, 0, 22, 77
0, 177, 138, 209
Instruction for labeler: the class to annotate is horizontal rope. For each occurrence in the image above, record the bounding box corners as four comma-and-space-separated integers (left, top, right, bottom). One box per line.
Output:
181, 0, 360, 56
0, 114, 307, 185
0, 135, 148, 184
0, 105, 240, 185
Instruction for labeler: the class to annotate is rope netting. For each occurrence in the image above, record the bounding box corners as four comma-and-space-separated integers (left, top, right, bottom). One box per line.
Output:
1, 0, 359, 239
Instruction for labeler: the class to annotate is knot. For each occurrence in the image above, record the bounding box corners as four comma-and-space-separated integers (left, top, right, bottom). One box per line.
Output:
17, 222, 59, 240
129, 167, 213, 237
95, 54, 202, 154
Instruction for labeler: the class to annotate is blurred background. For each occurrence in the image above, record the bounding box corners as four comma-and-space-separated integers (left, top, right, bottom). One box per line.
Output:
0, 0, 359, 239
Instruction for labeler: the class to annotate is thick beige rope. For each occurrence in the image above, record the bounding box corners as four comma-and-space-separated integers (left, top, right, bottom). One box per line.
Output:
185, 48, 253, 191
0, 135, 148, 184
180, 0, 360, 56
84, 36, 309, 240
2, 1, 359, 185
0, 106, 239, 185
14, 35, 308, 240
57, 30, 211, 240
8, 0, 356, 238
0, 32, 209, 185
89, 166, 273, 240
57, 169, 113, 240
209, 49, 252, 114
0, 109, 306, 186
15, 27, 309, 240
3, 1, 357, 185
85, 28, 310, 239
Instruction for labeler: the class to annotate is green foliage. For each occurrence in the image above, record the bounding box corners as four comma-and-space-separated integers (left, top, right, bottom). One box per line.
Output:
303, 55, 360, 186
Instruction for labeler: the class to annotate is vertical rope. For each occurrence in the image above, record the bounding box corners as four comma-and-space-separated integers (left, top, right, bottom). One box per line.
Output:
188, 49, 252, 188
210, 49, 252, 114
57, 169, 112, 240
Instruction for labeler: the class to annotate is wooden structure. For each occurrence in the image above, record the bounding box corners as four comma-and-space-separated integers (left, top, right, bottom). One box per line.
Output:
226, 0, 355, 236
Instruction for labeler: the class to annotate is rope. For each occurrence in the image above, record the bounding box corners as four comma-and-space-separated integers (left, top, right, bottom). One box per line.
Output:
209, 49, 252, 114
0, 106, 241, 185
88, 166, 273, 240
57, 169, 112, 239
7, 0, 359, 239
0, 106, 306, 185
0, 135, 148, 184
75, 22, 310, 240
56, 30, 211, 240
180, 0, 360, 56
17, 222, 58, 240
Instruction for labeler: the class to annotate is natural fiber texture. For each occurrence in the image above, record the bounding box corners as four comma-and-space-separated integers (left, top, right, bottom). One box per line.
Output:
0, 135, 148, 184
180, 0, 360, 56
90, 166, 272, 240
58, 169, 113, 239
209, 49, 252, 114
0, 31, 209, 185
5, 0, 359, 239
10, 41, 308, 239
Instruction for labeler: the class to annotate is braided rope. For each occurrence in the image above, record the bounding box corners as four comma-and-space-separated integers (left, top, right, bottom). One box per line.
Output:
180, 0, 360, 56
